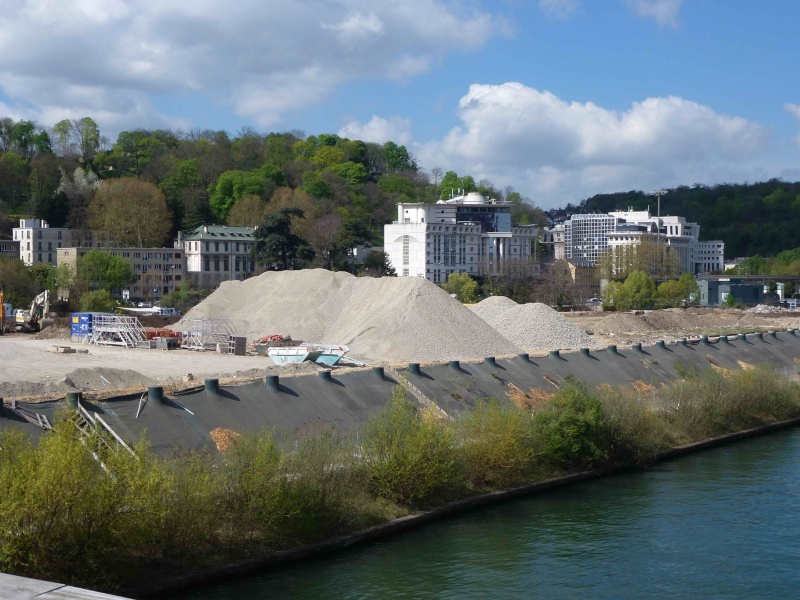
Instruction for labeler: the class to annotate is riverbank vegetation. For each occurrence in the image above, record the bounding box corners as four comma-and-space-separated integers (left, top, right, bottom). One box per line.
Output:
1, 365, 799, 593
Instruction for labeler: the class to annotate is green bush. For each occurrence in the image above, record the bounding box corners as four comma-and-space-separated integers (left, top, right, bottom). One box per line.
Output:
361, 386, 461, 508
458, 400, 537, 489
531, 378, 610, 468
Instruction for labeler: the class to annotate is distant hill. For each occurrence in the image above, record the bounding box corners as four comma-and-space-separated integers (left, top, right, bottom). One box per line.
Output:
572, 180, 800, 258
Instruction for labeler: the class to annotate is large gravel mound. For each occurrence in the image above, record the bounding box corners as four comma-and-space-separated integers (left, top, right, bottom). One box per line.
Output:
178, 270, 521, 363
597, 312, 656, 336
478, 302, 598, 351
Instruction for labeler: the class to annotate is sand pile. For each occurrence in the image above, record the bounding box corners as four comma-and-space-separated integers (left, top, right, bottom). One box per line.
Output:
178, 270, 521, 363
473, 301, 597, 351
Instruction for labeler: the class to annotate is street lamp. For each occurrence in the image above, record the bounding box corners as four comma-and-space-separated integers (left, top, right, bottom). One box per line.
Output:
648, 189, 668, 278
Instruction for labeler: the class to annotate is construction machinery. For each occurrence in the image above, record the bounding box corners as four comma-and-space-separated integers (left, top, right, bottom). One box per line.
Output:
15, 290, 51, 332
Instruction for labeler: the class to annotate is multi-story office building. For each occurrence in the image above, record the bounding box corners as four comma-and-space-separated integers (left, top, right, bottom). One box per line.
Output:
383, 192, 539, 282
545, 209, 724, 275
179, 225, 256, 289
57, 247, 186, 302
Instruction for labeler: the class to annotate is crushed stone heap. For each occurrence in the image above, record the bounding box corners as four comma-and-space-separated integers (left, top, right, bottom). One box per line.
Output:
472, 300, 598, 351
178, 270, 521, 364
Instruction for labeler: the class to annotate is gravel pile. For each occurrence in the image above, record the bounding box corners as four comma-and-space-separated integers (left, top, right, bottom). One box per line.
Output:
470, 296, 518, 321
178, 270, 521, 363
476, 302, 598, 351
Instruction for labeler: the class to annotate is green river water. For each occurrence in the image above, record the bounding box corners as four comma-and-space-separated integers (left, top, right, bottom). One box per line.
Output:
178, 428, 800, 599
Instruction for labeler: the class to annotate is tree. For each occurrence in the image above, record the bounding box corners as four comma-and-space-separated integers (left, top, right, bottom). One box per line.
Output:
0, 258, 37, 307
90, 179, 172, 247
604, 270, 656, 311
305, 213, 345, 270
251, 207, 314, 270
209, 165, 285, 221
79, 289, 116, 312
383, 141, 416, 172
657, 273, 700, 308
56, 167, 101, 234
362, 251, 397, 278
52, 119, 75, 157
73, 117, 100, 160
158, 279, 202, 311
0, 152, 30, 207
77, 249, 136, 291
443, 272, 479, 303
227, 194, 269, 227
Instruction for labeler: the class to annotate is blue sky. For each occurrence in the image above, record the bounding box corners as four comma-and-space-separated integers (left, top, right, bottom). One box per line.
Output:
1, 0, 799, 208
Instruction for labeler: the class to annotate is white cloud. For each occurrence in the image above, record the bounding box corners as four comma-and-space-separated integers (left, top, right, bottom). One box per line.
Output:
539, 0, 580, 20
537, 0, 685, 26
622, 0, 685, 27
0, 0, 499, 135
415, 82, 769, 208
338, 115, 413, 145
784, 103, 800, 145
785, 103, 800, 120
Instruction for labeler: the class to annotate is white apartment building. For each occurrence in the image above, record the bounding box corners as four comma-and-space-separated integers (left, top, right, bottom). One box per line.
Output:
13, 219, 113, 266
383, 192, 539, 283
57, 247, 186, 302
545, 209, 724, 275
179, 225, 256, 289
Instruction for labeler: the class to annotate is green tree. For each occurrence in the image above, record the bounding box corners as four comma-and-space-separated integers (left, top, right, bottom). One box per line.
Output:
0, 152, 30, 207
0, 258, 37, 307
52, 119, 75, 156
251, 207, 315, 270
443, 272, 479, 303
77, 249, 136, 291
383, 141, 416, 172
90, 179, 173, 247
362, 251, 396, 277
73, 117, 100, 160
604, 270, 656, 311
657, 273, 700, 308
209, 165, 285, 221
79, 289, 116, 311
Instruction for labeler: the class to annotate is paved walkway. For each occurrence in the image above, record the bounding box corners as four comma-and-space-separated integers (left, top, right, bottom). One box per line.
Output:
0, 572, 131, 599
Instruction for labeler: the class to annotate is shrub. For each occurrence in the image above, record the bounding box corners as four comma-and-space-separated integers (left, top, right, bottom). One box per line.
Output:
361, 386, 461, 508
531, 378, 610, 468
458, 400, 537, 489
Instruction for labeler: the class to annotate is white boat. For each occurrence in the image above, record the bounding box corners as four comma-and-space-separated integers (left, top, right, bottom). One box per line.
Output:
267, 344, 350, 366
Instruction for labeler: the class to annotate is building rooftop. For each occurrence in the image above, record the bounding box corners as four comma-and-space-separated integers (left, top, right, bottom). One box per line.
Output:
182, 225, 255, 240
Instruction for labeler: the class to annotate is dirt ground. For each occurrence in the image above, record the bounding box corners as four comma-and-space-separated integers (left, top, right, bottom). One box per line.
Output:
0, 334, 306, 401
562, 306, 800, 347
3, 306, 800, 401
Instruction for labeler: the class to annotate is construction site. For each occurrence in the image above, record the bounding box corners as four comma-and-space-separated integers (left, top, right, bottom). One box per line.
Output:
2, 269, 800, 453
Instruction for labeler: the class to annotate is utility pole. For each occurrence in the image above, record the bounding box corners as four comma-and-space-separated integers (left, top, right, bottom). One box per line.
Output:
648, 189, 667, 280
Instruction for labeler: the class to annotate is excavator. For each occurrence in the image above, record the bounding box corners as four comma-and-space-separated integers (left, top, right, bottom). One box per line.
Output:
14, 290, 51, 332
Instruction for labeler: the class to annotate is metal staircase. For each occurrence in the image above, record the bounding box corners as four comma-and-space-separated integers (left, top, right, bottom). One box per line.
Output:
88, 314, 146, 348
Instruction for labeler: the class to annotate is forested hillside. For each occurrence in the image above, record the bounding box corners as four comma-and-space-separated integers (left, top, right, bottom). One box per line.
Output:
0, 117, 544, 268
576, 181, 800, 258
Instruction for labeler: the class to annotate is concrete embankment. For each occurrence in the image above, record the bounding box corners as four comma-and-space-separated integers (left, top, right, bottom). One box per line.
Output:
4, 330, 800, 454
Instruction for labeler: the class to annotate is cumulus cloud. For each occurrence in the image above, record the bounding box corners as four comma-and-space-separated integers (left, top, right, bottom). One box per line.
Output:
339, 115, 413, 145
415, 82, 769, 208
0, 0, 499, 133
622, 0, 685, 27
